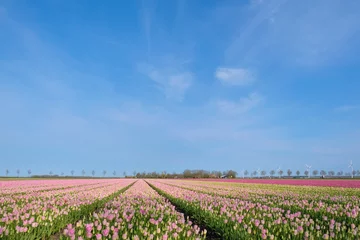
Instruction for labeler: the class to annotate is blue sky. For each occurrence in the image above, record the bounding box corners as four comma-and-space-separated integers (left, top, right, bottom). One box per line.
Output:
1, 0, 360, 176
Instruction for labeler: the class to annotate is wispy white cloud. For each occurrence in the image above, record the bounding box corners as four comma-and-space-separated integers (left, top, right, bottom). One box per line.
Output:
1, 0, 360, 172
215, 67, 255, 86
139, 63, 193, 101
216, 92, 263, 114
223, 0, 360, 66
334, 105, 360, 112
224, 0, 287, 63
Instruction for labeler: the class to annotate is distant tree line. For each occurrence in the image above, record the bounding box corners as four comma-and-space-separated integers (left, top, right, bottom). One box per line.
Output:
2, 168, 360, 179
238, 169, 360, 179
126, 169, 238, 179
1, 169, 238, 179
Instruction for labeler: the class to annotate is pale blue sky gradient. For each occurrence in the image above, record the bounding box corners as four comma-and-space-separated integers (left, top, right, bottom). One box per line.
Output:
1, 0, 360, 176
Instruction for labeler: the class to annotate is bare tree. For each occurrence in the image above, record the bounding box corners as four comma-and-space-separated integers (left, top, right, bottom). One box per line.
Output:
320, 170, 326, 176
123, 171, 127, 177
211, 171, 222, 178
337, 171, 343, 176
92, 170, 95, 177
252, 170, 257, 178
270, 170, 275, 178
278, 170, 284, 178
161, 171, 167, 178
82, 169, 86, 176
103, 170, 107, 177
113, 171, 116, 176
296, 170, 300, 176
27, 169, 32, 177
261, 170, 267, 178
49, 171, 53, 176
328, 171, 335, 177
6, 169, 9, 177
287, 169, 292, 177
224, 170, 237, 178
61, 172, 64, 176
71, 170, 75, 176
244, 170, 249, 178
16, 169, 20, 177
312, 170, 319, 177
304, 170, 309, 177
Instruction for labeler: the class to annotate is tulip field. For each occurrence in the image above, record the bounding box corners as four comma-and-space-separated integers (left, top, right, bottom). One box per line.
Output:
196, 178, 360, 188
1, 178, 360, 239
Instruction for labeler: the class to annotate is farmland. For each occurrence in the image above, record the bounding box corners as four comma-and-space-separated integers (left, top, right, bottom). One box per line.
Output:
192, 178, 360, 188
1, 179, 360, 239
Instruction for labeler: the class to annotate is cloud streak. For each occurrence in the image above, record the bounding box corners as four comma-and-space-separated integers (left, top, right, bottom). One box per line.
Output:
223, 0, 360, 66
215, 67, 255, 86
139, 63, 193, 101
1, 0, 360, 173
216, 92, 263, 115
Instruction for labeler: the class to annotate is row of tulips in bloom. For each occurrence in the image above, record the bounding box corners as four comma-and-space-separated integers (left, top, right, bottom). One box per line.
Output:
0, 179, 135, 239
161, 179, 360, 220
1, 181, 119, 209
170, 179, 360, 198
166, 180, 360, 233
60, 180, 206, 240
2, 178, 359, 239
148, 180, 360, 239
160, 181, 360, 222
0, 179, 113, 196
207, 178, 360, 188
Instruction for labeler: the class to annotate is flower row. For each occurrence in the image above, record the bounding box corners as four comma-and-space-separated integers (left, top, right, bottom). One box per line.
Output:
61, 180, 206, 240
148, 180, 360, 239
0, 179, 135, 239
